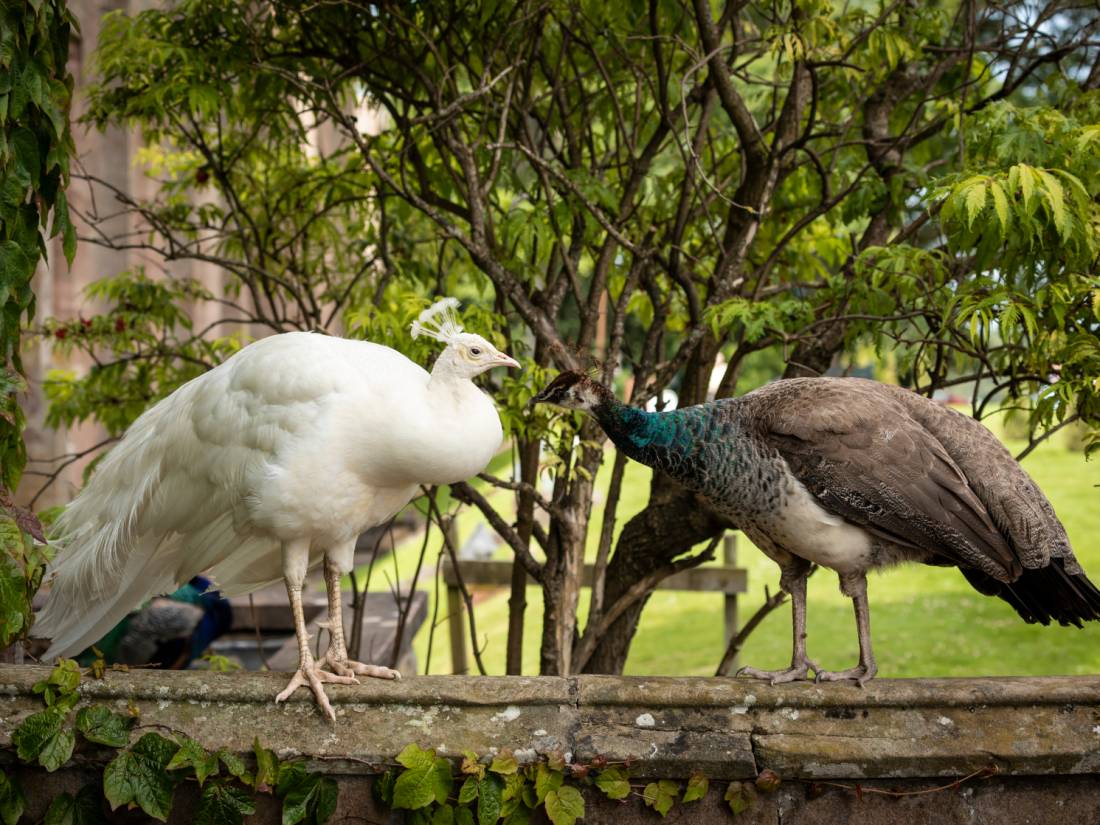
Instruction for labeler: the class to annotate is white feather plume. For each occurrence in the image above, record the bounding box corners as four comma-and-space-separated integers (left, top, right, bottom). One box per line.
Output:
410, 297, 463, 344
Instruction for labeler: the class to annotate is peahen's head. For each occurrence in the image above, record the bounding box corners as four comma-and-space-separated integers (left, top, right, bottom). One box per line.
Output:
411, 298, 519, 378
529, 371, 613, 412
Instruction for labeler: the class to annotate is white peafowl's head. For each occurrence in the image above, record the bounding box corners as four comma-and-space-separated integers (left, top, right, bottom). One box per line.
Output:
411, 297, 520, 379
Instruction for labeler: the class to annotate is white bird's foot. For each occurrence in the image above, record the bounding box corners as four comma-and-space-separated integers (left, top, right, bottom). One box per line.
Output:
814, 662, 877, 687
275, 665, 359, 721
736, 658, 818, 685
322, 653, 401, 681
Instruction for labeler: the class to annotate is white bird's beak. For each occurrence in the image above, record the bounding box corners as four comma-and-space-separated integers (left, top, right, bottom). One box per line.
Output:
495, 353, 521, 369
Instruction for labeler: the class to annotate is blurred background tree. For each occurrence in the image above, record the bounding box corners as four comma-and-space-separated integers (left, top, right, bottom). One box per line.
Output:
0, 0, 77, 649
28, 0, 1100, 673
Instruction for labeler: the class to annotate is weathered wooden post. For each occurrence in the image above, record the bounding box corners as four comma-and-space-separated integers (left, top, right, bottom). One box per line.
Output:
723, 532, 738, 670
443, 518, 469, 675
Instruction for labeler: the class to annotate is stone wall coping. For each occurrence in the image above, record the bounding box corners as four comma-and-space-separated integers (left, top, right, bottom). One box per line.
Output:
2, 666, 1098, 781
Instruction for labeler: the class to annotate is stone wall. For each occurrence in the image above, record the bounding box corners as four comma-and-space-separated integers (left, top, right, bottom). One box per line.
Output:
1, 666, 1098, 823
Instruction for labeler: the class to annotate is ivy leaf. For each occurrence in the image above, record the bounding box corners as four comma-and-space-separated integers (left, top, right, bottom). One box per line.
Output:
42, 785, 106, 825
75, 705, 134, 748
724, 781, 755, 815
166, 736, 219, 786
216, 749, 253, 786
476, 775, 503, 825
51, 189, 75, 265
544, 785, 584, 825
0, 770, 25, 825
642, 780, 679, 817
393, 750, 452, 810
534, 764, 563, 805
594, 767, 630, 800
458, 776, 479, 805
195, 780, 256, 825
683, 771, 709, 803
32, 658, 81, 706
278, 765, 337, 825
103, 732, 179, 821
253, 738, 279, 793
373, 771, 394, 806
456, 807, 475, 825
431, 804, 455, 825
502, 806, 531, 825
12, 708, 75, 771
489, 750, 518, 776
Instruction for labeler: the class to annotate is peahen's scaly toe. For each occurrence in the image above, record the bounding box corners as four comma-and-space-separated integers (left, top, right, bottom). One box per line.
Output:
322, 653, 401, 681
275, 665, 359, 721
814, 662, 877, 687
736, 657, 818, 685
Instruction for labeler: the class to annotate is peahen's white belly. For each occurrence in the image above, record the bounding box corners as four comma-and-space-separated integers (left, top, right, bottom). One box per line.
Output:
761, 476, 875, 574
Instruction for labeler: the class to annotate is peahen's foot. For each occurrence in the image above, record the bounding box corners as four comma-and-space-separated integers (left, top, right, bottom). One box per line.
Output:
736, 658, 818, 685
275, 664, 359, 721
322, 653, 401, 681
815, 662, 877, 687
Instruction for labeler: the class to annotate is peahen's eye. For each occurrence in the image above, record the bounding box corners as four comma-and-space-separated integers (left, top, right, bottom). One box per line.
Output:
471, 347, 482, 356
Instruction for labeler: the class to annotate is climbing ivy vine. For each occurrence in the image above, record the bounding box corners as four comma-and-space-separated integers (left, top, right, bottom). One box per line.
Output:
1, 661, 790, 823
0, 0, 77, 649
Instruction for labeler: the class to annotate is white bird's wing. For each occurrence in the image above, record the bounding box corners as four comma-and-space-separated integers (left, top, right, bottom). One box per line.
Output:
35, 332, 426, 658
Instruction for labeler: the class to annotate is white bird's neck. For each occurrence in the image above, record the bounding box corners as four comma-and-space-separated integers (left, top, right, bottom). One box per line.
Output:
427, 347, 473, 389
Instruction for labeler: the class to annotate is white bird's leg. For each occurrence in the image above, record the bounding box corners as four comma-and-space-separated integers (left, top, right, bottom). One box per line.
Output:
320, 549, 401, 682
274, 540, 358, 721
737, 562, 818, 684
816, 572, 878, 687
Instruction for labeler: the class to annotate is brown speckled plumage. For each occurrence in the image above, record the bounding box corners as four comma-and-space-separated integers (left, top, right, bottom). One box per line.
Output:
531, 372, 1100, 685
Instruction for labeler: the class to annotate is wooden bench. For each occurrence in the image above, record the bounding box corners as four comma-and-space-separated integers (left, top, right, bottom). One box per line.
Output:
441, 533, 746, 674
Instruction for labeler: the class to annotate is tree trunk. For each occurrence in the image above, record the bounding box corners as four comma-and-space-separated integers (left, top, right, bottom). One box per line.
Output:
581, 477, 730, 674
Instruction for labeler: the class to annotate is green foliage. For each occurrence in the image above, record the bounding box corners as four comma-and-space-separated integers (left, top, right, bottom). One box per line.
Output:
0, 768, 25, 825
642, 779, 678, 817
0, 0, 76, 492
102, 732, 180, 821
42, 786, 107, 825
4, 659, 339, 823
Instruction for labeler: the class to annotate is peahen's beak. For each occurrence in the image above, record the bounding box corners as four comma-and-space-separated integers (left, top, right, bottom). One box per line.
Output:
495, 352, 520, 369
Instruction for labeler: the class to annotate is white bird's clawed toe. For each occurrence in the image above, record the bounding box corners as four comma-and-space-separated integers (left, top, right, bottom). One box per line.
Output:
323, 654, 401, 681
275, 665, 359, 721
736, 663, 816, 685
814, 663, 877, 687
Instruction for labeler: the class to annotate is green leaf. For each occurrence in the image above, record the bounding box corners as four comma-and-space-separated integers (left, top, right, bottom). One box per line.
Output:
42, 785, 106, 825
595, 767, 630, 800
278, 766, 337, 825
724, 781, 754, 815
476, 775, 503, 825
1036, 168, 1067, 237
456, 807, 475, 825
0, 770, 25, 825
393, 752, 452, 810
458, 775, 479, 805
166, 736, 220, 786
534, 764, 562, 805
12, 708, 74, 771
1019, 163, 1036, 211
544, 785, 584, 825
988, 181, 1010, 237
253, 738, 279, 792
642, 780, 678, 817
32, 658, 81, 704
432, 804, 456, 825
683, 771, 708, 803
963, 181, 986, 229
11, 127, 40, 188
75, 705, 134, 748
489, 750, 518, 775
52, 189, 75, 265
217, 749, 252, 785
195, 780, 256, 825
103, 733, 179, 821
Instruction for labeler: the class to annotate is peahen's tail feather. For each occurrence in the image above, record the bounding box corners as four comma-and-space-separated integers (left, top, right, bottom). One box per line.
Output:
960, 558, 1100, 627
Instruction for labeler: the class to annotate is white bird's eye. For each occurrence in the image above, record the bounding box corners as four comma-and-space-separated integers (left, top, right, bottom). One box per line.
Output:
470, 347, 482, 356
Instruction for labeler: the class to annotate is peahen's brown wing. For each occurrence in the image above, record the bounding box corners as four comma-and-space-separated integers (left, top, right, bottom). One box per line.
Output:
745, 377, 1021, 582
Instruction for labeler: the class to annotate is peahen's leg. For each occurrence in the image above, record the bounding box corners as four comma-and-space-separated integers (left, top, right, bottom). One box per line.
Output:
737, 560, 818, 685
320, 545, 401, 681
815, 572, 878, 686
274, 539, 357, 721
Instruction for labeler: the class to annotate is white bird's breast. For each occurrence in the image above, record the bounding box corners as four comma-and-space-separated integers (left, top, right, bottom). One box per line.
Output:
759, 476, 874, 574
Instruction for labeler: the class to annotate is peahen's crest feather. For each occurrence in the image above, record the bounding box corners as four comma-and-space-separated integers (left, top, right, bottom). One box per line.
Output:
410, 297, 463, 344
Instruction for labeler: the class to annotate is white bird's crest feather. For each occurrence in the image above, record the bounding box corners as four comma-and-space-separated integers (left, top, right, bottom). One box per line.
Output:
410, 297, 463, 344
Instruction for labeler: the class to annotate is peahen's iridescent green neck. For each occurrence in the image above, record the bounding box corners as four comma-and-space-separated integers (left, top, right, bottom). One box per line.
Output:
593, 400, 693, 472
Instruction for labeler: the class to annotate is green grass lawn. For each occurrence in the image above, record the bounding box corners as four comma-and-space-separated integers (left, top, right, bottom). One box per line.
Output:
356, 417, 1100, 678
